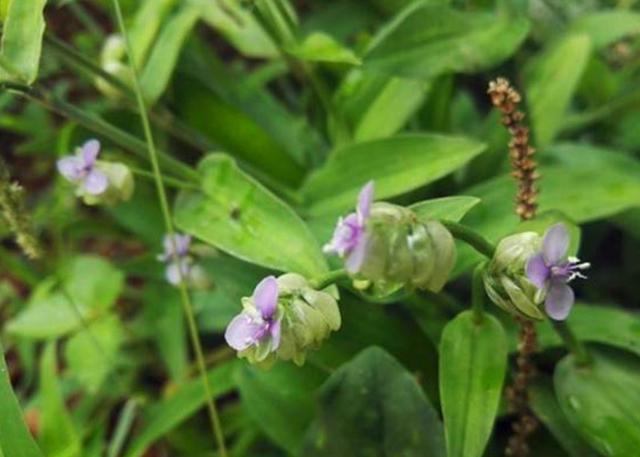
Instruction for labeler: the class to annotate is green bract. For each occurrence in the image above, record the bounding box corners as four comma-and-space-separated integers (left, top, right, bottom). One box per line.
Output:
356, 202, 456, 295
483, 232, 545, 320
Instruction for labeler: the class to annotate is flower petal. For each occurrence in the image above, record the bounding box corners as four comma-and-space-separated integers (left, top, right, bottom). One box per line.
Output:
542, 223, 569, 264
253, 276, 279, 319
544, 281, 574, 321
225, 313, 266, 351
526, 253, 550, 289
57, 156, 83, 181
82, 139, 101, 167
165, 259, 191, 285
357, 180, 374, 220
270, 319, 282, 350
345, 233, 368, 274
83, 169, 108, 195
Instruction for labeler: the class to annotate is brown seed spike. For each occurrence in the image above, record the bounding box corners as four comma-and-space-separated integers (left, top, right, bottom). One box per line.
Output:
488, 78, 540, 457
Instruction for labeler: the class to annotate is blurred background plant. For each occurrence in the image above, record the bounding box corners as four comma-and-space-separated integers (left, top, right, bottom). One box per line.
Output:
1, 0, 640, 456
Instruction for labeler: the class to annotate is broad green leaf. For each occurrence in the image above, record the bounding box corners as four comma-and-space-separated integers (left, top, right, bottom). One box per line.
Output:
7, 293, 85, 339
39, 342, 81, 457
64, 314, 125, 393
301, 347, 446, 457
124, 361, 238, 457
0, 0, 47, 84
533, 304, 640, 357
60, 256, 124, 311
364, 4, 529, 79
526, 34, 592, 147
175, 154, 328, 277
439, 311, 507, 457
530, 381, 600, 457
302, 133, 485, 216
140, 5, 201, 104
570, 11, 640, 49
194, 0, 277, 57
554, 349, 640, 457
236, 363, 326, 454
286, 32, 361, 65
411, 196, 480, 222
0, 342, 43, 457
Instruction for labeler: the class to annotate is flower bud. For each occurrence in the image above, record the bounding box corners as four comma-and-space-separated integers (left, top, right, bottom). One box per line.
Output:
95, 35, 133, 100
483, 231, 545, 320
225, 274, 341, 367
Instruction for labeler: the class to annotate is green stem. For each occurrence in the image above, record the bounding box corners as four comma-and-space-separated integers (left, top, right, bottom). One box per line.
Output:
128, 166, 199, 191
471, 262, 486, 322
109, 1, 228, 456
442, 220, 496, 258
551, 320, 591, 366
310, 269, 349, 290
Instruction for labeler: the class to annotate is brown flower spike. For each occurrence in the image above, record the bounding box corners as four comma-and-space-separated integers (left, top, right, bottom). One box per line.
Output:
488, 77, 539, 457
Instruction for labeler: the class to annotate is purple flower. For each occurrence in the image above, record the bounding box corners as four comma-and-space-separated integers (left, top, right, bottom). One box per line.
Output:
323, 181, 374, 273
158, 233, 192, 262
57, 140, 108, 195
526, 224, 590, 320
225, 276, 281, 352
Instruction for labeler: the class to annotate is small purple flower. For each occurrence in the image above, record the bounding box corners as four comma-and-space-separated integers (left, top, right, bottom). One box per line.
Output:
225, 276, 281, 352
158, 233, 192, 262
57, 139, 108, 195
323, 181, 374, 273
526, 224, 590, 320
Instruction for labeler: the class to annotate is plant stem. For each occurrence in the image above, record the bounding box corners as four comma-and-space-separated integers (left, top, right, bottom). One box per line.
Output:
310, 268, 348, 290
128, 166, 199, 191
109, 1, 228, 455
471, 262, 486, 322
551, 320, 591, 366
441, 220, 496, 258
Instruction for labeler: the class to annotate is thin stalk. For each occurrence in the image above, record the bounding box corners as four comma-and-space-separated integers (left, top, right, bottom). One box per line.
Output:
107, 399, 138, 457
310, 268, 348, 290
68, 2, 106, 40
471, 262, 486, 323
109, 1, 227, 455
551, 320, 591, 366
441, 220, 496, 258
128, 166, 199, 191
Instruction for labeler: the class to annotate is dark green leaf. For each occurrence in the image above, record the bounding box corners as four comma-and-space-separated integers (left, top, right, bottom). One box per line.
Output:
439, 311, 507, 457
554, 349, 640, 457
301, 347, 446, 457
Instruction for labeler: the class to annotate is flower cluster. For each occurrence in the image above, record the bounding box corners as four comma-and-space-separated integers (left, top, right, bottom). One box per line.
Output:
324, 181, 456, 294
157, 233, 208, 288
57, 139, 133, 205
484, 223, 589, 321
225, 274, 340, 367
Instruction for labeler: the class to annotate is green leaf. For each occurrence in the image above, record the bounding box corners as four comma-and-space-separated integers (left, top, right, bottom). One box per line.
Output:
236, 363, 326, 454
60, 256, 124, 312
364, 4, 529, 79
7, 293, 85, 339
175, 154, 328, 277
570, 10, 640, 49
39, 342, 81, 457
124, 361, 238, 457
64, 314, 125, 393
0, 0, 47, 84
301, 347, 445, 457
140, 5, 201, 104
286, 32, 361, 65
302, 133, 485, 216
526, 34, 592, 147
0, 342, 44, 457
533, 304, 640, 357
554, 349, 640, 457
439, 311, 507, 457
128, 0, 178, 65
530, 380, 600, 457
411, 196, 480, 222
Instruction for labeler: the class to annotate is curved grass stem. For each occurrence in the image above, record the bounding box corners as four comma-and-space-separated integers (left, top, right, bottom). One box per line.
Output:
109, 1, 228, 455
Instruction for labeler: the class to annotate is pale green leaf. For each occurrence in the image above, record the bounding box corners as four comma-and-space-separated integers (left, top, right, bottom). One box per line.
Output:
570, 10, 640, 49
286, 32, 361, 65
